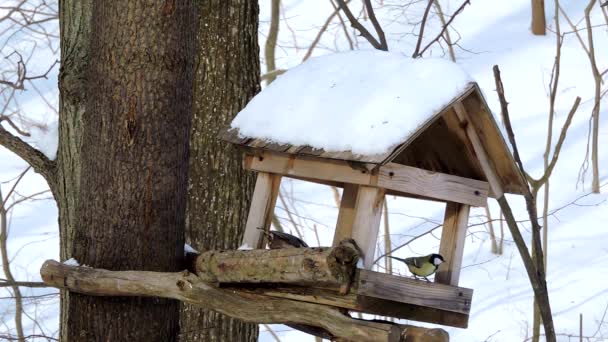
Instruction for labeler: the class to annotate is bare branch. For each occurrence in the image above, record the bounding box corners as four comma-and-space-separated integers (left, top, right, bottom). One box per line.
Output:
0, 124, 55, 185
0, 281, 49, 288
413, 0, 471, 58
264, 0, 280, 85
493, 65, 556, 342
363, 0, 387, 50
303, 0, 352, 62
411, 0, 434, 58
334, 0, 388, 50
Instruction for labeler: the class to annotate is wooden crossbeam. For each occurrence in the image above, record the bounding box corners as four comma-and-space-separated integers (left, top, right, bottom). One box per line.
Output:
244, 152, 488, 207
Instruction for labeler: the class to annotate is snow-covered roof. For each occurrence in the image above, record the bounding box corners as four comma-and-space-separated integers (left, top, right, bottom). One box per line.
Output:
230, 50, 473, 156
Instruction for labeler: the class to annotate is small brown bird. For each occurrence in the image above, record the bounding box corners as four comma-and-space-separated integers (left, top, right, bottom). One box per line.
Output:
259, 228, 309, 249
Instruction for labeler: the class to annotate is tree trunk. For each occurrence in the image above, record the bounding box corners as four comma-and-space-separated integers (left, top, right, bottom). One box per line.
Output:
531, 0, 546, 35
65, 1, 196, 341
56, 1, 92, 340
179, 1, 260, 341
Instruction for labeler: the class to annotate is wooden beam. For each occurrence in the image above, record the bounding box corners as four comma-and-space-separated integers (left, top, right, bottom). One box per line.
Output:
241, 172, 281, 248
378, 163, 488, 206
435, 202, 470, 286
453, 102, 504, 197
244, 152, 488, 206
351, 186, 385, 269
333, 184, 359, 246
40, 260, 401, 342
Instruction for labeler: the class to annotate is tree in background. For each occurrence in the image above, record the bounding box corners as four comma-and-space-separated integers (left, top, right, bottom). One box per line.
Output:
532, 0, 547, 35
180, 1, 260, 341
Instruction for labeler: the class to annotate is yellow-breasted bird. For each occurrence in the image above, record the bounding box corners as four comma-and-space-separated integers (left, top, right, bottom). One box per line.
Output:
390, 253, 445, 282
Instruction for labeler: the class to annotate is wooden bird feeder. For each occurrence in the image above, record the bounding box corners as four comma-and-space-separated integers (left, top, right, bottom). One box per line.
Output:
220, 83, 527, 329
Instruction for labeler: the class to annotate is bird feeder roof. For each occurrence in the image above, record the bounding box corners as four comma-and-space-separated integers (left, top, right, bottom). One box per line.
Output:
221, 51, 527, 195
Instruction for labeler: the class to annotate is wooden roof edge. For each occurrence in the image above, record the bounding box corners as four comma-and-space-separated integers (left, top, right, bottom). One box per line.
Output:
379, 83, 478, 166
469, 83, 529, 195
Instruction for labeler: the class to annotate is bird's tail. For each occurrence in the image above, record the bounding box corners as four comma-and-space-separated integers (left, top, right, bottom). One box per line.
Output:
389, 256, 407, 263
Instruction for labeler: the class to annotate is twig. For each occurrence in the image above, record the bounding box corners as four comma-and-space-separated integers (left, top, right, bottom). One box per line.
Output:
433, 0, 456, 61
413, 0, 470, 58
302, 0, 352, 62
411, 0, 434, 58
334, 0, 388, 50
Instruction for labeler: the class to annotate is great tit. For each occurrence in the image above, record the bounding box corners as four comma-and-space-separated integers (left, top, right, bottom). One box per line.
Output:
259, 228, 309, 249
390, 253, 445, 282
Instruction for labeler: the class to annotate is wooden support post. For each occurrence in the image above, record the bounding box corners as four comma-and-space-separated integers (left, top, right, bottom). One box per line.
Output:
351, 186, 385, 269
241, 172, 282, 249
333, 184, 359, 246
435, 202, 470, 286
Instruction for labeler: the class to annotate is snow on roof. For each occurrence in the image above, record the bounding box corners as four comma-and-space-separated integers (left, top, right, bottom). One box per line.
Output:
231, 50, 473, 155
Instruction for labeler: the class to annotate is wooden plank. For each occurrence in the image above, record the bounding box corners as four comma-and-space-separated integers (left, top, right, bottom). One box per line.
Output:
435, 202, 470, 286
453, 102, 505, 198
357, 270, 472, 315
245, 151, 489, 207
351, 186, 385, 269
241, 172, 282, 249
245, 152, 373, 185
332, 184, 359, 246
231, 267, 472, 328
461, 88, 527, 194
378, 163, 488, 207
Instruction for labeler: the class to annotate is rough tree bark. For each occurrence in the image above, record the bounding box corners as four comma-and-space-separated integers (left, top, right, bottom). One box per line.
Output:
55, 2, 91, 339
65, 1, 196, 341
179, 1, 260, 341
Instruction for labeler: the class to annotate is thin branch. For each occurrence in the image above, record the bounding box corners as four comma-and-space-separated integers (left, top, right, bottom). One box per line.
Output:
363, 0, 387, 50
493, 65, 556, 342
411, 0, 434, 58
433, 0, 456, 61
334, 0, 388, 50
413, 0, 471, 58
0, 281, 49, 288
303, 0, 352, 62
264, 0, 280, 85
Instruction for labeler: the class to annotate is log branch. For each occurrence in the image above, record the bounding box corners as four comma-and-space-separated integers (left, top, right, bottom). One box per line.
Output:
0, 125, 55, 186
194, 240, 360, 294
40, 260, 401, 342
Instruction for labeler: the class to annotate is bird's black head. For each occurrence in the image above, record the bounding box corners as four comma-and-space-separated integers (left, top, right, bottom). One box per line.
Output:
430, 254, 445, 266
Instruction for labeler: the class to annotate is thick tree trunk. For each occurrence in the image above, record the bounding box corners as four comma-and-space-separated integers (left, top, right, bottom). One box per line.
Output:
65, 1, 196, 341
179, 1, 260, 341
56, 1, 91, 341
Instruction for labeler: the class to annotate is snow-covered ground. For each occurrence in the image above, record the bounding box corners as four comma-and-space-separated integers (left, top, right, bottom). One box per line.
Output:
1, 0, 607, 341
